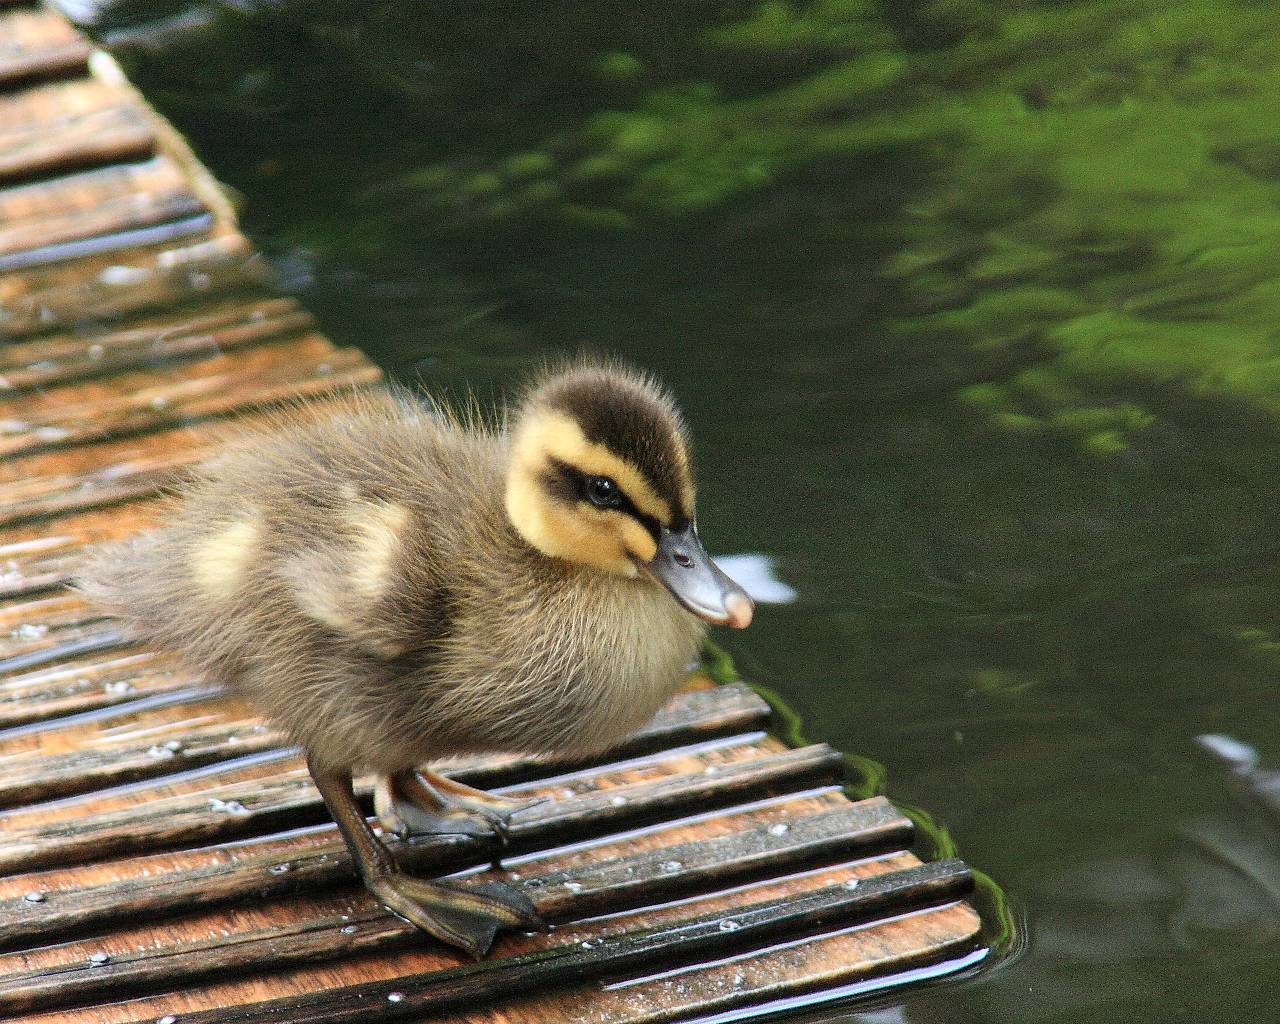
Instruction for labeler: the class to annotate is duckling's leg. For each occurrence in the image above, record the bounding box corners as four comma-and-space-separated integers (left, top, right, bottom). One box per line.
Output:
374, 768, 549, 843
308, 758, 543, 958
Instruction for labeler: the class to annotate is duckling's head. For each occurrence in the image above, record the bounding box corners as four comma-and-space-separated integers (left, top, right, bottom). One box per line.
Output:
506, 363, 753, 628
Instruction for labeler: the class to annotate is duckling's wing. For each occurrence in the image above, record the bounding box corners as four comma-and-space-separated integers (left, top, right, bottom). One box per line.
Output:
279, 530, 445, 662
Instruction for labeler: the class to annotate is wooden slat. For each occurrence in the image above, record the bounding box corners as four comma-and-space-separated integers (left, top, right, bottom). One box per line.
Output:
0, 737, 841, 874
0, 157, 205, 268
0, 390, 381, 541
0, 232, 273, 338
0, 296, 313, 393
0, 447, 208, 525
502, 902, 983, 1024
0, 687, 259, 808
0, 649, 193, 730
0, 747, 836, 943
57, 862, 972, 1024
0, 76, 153, 180
0, 337, 380, 462
0, 681, 771, 809
0, 7, 91, 87
0, 591, 111, 665
0, 801, 916, 1015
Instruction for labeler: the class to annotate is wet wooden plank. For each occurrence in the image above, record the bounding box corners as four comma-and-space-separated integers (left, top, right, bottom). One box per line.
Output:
0, 232, 273, 338
0, 7, 91, 87
0, 390, 377, 541
0, 157, 205, 268
0, 737, 841, 874
503, 901, 983, 1024
0, 649, 193, 730
0, 593, 117, 675
0, 337, 379, 463
0, 802, 917, 1015
0, 513, 180, 605
0, 296, 312, 393
0, 747, 838, 945
0, 681, 771, 809
0, 76, 153, 180
0, 394, 386, 601
60, 862, 972, 1024
0, 687, 260, 808
0, 446, 207, 525
0, 534, 107, 603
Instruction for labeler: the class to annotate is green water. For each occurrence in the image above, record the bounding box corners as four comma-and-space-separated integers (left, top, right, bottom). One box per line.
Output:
94, 1, 1280, 1019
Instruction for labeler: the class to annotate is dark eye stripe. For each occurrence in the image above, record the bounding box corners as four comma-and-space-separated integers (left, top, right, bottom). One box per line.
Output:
546, 458, 662, 542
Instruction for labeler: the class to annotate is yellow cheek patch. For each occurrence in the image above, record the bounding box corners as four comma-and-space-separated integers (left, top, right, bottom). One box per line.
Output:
531, 412, 672, 523
506, 465, 636, 574
621, 519, 658, 563
345, 500, 409, 600
191, 519, 258, 599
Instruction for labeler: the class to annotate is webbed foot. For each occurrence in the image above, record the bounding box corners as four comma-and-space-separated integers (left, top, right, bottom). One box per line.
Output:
367, 873, 543, 959
308, 759, 545, 959
374, 769, 549, 843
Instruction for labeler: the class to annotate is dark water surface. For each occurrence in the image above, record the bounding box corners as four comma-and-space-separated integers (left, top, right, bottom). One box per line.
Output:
89, 2, 1280, 1020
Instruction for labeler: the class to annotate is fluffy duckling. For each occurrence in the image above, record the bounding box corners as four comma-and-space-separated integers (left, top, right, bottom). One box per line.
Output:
77, 361, 753, 958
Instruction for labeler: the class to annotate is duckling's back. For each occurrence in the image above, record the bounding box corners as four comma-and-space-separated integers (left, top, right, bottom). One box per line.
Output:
76, 389, 509, 767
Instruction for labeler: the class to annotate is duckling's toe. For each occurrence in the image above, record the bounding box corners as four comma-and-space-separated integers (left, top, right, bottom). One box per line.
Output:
376, 769, 549, 844
367, 873, 544, 958
420, 768, 552, 842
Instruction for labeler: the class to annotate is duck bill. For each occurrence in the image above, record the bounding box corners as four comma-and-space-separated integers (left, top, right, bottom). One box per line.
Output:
643, 525, 754, 628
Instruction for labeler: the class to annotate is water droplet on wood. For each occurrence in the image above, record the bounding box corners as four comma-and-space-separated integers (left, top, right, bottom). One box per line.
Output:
99, 265, 150, 286
23, 891, 45, 903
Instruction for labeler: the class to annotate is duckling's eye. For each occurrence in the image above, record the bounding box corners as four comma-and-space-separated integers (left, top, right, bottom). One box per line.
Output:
585, 476, 622, 509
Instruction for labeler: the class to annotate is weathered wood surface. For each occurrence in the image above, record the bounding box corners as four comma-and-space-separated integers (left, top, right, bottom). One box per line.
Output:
0, 5, 90, 86
0, 3, 986, 1021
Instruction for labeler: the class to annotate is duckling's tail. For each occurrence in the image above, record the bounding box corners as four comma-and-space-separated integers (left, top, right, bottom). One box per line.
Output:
74, 532, 174, 642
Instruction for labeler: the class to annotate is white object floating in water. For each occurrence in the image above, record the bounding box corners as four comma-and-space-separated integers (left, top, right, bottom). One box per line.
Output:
1196, 733, 1259, 774
713, 554, 797, 605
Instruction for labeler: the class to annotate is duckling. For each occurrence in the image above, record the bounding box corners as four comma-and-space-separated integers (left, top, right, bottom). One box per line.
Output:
76, 361, 753, 958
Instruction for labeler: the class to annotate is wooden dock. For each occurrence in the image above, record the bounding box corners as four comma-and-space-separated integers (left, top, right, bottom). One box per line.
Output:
0, 3, 986, 1020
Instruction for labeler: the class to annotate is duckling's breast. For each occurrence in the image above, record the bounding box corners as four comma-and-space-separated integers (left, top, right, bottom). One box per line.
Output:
416, 568, 706, 760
